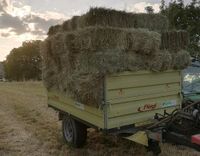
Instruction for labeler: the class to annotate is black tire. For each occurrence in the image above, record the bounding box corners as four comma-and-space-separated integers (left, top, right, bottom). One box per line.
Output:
62, 115, 87, 147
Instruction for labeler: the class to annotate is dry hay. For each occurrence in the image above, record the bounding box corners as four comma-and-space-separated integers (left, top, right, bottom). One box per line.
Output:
48, 25, 62, 36
161, 30, 189, 51
41, 9, 191, 107
62, 16, 80, 32
133, 13, 168, 31
41, 26, 191, 107
78, 8, 169, 31
42, 45, 190, 107
78, 7, 135, 28
50, 33, 66, 55
172, 50, 191, 69
63, 27, 161, 55
148, 50, 172, 72
47, 7, 169, 35
46, 50, 174, 106
67, 74, 104, 107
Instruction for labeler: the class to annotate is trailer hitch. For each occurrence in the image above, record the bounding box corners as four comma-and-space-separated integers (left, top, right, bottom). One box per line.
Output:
147, 100, 200, 154
124, 130, 161, 156
122, 101, 200, 155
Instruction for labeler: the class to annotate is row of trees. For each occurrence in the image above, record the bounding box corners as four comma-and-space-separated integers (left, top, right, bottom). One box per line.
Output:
3, 40, 42, 81
3, 0, 200, 81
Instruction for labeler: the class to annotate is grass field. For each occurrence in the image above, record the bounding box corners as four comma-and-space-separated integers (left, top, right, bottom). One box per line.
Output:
0, 82, 199, 156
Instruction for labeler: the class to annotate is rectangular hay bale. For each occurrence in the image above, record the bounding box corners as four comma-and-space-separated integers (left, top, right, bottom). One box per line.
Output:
161, 30, 189, 51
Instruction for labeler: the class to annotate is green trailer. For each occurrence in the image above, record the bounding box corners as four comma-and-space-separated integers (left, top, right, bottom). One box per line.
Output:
48, 70, 182, 152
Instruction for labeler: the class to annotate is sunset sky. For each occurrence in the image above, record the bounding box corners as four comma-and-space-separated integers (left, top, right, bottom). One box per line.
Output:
0, 0, 191, 61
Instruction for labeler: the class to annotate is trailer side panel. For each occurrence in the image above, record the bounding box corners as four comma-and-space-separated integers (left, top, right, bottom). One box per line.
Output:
106, 70, 181, 129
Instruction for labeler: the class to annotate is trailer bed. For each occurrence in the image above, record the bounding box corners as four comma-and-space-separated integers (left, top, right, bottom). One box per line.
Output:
48, 70, 181, 130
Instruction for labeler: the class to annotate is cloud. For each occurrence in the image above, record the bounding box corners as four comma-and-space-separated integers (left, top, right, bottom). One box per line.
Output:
33, 11, 68, 20
24, 14, 64, 35
0, 27, 15, 37
0, 0, 66, 37
1, 32, 10, 37
0, 0, 7, 13
0, 35, 22, 61
127, 2, 160, 13
0, 0, 8, 11
0, 13, 28, 34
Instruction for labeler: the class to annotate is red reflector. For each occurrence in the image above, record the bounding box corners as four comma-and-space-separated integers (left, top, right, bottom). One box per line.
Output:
191, 134, 200, 145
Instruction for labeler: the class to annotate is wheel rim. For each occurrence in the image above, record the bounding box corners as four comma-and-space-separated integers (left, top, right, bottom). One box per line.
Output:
64, 118, 73, 142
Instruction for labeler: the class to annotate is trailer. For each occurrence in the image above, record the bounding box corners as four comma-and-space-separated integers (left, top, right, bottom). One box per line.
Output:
48, 70, 200, 155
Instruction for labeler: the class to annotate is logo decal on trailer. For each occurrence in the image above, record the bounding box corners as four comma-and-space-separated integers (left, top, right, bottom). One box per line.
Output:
138, 103, 157, 112
162, 100, 176, 108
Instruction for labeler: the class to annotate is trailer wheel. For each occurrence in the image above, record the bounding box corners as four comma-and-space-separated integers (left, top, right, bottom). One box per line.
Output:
62, 115, 87, 147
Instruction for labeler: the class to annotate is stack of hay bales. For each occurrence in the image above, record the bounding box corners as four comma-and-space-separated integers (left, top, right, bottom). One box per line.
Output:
41, 7, 191, 107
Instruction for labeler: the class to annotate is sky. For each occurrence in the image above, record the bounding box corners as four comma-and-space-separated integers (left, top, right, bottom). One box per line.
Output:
0, 0, 191, 61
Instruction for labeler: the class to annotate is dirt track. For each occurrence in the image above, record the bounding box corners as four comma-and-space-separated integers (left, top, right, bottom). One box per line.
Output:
0, 82, 199, 156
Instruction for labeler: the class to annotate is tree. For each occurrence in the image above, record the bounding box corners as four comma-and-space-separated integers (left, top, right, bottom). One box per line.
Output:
160, 0, 165, 13
160, 0, 200, 58
4, 40, 42, 81
177, 0, 184, 8
0, 62, 5, 79
191, 0, 197, 6
145, 6, 154, 14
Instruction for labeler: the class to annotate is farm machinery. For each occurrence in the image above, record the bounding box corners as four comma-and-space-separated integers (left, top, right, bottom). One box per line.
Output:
130, 58, 200, 155
142, 100, 200, 155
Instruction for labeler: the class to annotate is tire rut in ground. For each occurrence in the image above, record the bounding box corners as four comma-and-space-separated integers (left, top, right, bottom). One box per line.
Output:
0, 97, 49, 156
0, 90, 66, 156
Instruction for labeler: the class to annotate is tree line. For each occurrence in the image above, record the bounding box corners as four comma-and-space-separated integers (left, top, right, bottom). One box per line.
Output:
3, 40, 42, 81
3, 0, 200, 81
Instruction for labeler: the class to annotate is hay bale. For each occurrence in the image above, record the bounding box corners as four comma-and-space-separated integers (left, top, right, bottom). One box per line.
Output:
125, 52, 148, 71
70, 16, 80, 30
50, 33, 66, 55
67, 74, 104, 107
148, 50, 172, 72
134, 13, 168, 31
40, 38, 51, 65
148, 54, 163, 72
63, 27, 127, 51
47, 33, 66, 71
62, 20, 71, 31
126, 29, 160, 54
160, 50, 173, 70
63, 27, 160, 55
161, 30, 189, 51
48, 25, 62, 36
76, 50, 127, 74
78, 8, 168, 31
172, 50, 191, 69
78, 7, 135, 28
60, 51, 79, 74
62, 16, 80, 31
41, 57, 60, 90
41, 38, 65, 90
